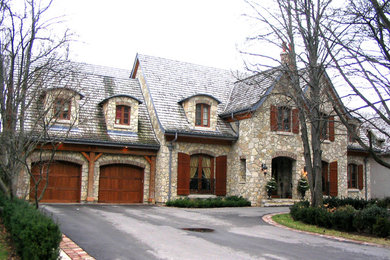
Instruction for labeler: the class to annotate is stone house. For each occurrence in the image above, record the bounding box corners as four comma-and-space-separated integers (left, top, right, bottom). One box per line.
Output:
17, 54, 382, 205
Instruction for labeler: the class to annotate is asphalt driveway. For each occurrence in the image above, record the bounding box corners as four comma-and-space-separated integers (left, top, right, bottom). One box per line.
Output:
42, 205, 390, 260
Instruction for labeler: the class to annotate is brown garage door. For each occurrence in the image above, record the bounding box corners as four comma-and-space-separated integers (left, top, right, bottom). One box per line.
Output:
30, 161, 81, 203
99, 164, 144, 203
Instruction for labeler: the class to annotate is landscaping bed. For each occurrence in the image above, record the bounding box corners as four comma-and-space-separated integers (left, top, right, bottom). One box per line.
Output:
166, 196, 251, 208
289, 197, 390, 238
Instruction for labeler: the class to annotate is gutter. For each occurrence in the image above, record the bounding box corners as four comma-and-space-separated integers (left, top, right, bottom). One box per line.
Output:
167, 132, 178, 201
52, 138, 160, 150
164, 131, 237, 141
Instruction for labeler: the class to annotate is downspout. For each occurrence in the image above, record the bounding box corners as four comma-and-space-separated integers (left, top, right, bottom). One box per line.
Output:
168, 132, 178, 201
364, 156, 368, 200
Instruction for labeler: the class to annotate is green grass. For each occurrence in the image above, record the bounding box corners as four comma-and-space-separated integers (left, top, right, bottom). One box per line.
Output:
272, 213, 390, 247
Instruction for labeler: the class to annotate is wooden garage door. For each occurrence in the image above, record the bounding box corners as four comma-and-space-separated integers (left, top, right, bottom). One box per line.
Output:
30, 161, 81, 203
99, 164, 144, 203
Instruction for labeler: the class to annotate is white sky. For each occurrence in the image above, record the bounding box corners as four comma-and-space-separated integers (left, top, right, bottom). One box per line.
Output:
49, 0, 255, 71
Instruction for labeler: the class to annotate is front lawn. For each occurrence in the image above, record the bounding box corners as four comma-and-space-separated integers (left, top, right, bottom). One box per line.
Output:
272, 213, 390, 247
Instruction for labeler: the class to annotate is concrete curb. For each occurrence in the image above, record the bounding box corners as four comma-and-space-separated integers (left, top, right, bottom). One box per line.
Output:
262, 213, 388, 248
60, 234, 95, 260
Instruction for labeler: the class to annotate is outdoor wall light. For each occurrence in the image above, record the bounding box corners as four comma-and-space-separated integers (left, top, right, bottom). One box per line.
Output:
261, 163, 268, 175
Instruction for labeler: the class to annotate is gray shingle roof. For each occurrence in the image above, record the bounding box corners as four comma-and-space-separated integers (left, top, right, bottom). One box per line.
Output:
221, 68, 282, 117
136, 54, 237, 138
28, 62, 159, 148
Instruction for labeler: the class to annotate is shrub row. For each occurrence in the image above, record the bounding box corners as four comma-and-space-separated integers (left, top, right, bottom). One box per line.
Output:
323, 197, 390, 210
166, 196, 251, 208
290, 201, 390, 237
0, 195, 62, 260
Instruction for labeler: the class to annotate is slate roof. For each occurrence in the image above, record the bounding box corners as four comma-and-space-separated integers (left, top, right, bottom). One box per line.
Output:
134, 54, 238, 138
27, 61, 159, 149
221, 68, 283, 117
349, 117, 390, 154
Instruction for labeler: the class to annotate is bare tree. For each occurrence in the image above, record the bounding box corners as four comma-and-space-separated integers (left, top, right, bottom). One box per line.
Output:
242, 0, 338, 207
0, 0, 79, 206
321, 0, 390, 169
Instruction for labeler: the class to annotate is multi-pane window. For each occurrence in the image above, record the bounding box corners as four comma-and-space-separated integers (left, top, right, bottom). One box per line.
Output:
240, 158, 246, 182
195, 103, 210, 127
54, 98, 71, 120
115, 105, 130, 125
277, 106, 291, 131
320, 113, 329, 140
348, 164, 358, 189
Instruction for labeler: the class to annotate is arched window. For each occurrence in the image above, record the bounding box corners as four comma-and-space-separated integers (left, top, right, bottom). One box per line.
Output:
348, 164, 358, 189
195, 103, 210, 127
115, 105, 131, 125
189, 154, 213, 193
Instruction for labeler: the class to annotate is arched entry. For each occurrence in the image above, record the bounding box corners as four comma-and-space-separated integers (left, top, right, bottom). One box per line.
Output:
271, 157, 294, 198
30, 161, 81, 203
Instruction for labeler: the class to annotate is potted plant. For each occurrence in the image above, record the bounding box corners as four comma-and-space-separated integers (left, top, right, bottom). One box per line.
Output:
297, 177, 309, 199
265, 177, 277, 199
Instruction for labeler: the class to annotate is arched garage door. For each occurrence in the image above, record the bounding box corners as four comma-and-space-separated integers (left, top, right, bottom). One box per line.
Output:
99, 164, 144, 203
30, 161, 81, 203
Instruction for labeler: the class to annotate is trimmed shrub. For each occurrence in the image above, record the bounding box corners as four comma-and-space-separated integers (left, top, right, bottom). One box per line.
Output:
353, 204, 389, 234
323, 197, 369, 210
290, 200, 309, 221
373, 217, 390, 238
0, 196, 62, 260
330, 205, 356, 232
166, 196, 251, 208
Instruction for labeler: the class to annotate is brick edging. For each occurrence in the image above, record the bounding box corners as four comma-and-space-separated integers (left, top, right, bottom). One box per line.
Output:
60, 234, 95, 260
262, 213, 387, 248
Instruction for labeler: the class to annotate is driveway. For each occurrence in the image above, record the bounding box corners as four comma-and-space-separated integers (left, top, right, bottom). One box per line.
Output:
42, 205, 390, 260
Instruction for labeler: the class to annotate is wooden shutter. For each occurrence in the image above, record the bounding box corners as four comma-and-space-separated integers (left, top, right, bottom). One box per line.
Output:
329, 116, 335, 142
177, 153, 190, 195
329, 161, 338, 196
358, 164, 364, 190
270, 105, 278, 131
292, 108, 299, 134
215, 155, 227, 196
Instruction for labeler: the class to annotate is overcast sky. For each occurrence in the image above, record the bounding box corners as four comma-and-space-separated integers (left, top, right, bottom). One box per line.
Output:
49, 0, 255, 71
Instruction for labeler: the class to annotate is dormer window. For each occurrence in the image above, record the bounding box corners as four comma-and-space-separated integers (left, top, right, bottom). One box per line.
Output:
115, 105, 131, 125
54, 98, 71, 120
195, 103, 210, 127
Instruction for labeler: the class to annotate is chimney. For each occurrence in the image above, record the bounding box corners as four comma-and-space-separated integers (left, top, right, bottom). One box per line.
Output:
280, 42, 294, 69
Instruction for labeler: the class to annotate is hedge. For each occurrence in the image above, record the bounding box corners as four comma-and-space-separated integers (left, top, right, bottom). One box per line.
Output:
0, 195, 62, 260
290, 199, 390, 238
166, 196, 251, 208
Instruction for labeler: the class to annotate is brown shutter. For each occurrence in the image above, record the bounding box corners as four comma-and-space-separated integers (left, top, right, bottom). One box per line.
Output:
358, 164, 364, 190
329, 116, 335, 142
292, 108, 299, 134
270, 105, 277, 131
215, 155, 227, 196
329, 161, 338, 196
177, 153, 190, 195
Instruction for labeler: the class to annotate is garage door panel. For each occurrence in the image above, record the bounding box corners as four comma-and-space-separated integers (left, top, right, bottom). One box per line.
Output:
30, 161, 81, 203
99, 164, 144, 203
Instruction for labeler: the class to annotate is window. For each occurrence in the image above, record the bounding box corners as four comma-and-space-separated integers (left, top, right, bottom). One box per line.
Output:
189, 154, 213, 194
240, 158, 246, 182
115, 105, 130, 125
277, 106, 291, 131
320, 113, 329, 140
54, 98, 71, 120
195, 104, 210, 127
348, 164, 358, 189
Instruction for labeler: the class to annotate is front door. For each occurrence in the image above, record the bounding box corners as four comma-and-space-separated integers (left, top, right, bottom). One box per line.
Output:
271, 157, 293, 198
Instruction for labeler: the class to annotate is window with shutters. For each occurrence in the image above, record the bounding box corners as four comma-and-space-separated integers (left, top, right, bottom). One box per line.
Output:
348, 164, 358, 189
270, 105, 299, 134
115, 105, 131, 125
195, 103, 210, 127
